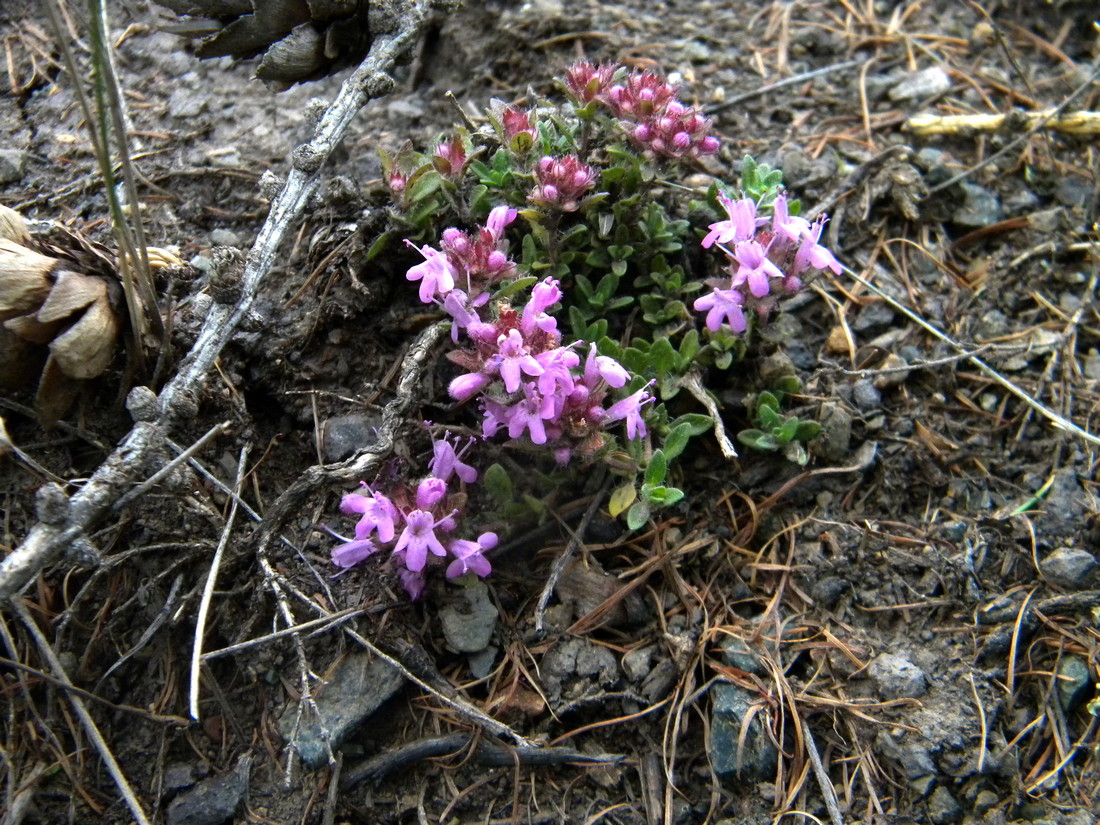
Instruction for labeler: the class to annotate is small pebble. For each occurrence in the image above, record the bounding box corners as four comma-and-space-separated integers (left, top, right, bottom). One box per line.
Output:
1039, 547, 1097, 589
889, 66, 951, 101
852, 379, 881, 411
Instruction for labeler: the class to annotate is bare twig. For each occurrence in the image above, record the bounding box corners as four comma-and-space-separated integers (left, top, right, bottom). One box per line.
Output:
0, 3, 436, 601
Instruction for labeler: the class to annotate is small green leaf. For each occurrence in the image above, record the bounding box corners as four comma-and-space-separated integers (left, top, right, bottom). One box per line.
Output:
669, 414, 714, 437
774, 375, 801, 396
739, 429, 780, 451
626, 500, 651, 531
494, 276, 539, 300
649, 337, 677, 375
609, 482, 637, 518
758, 404, 782, 431
645, 450, 668, 486
647, 485, 685, 506
662, 423, 692, 460
776, 416, 800, 443
795, 421, 822, 441
484, 463, 513, 504
758, 391, 780, 412
365, 231, 393, 262
783, 441, 809, 466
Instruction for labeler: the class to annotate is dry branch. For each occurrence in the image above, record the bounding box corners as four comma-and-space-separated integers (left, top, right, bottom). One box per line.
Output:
0, 0, 440, 601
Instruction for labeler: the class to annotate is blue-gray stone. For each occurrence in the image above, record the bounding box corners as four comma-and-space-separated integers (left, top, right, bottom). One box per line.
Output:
710, 683, 777, 780
279, 654, 405, 768
952, 183, 1001, 227
1057, 657, 1092, 713
440, 579, 498, 653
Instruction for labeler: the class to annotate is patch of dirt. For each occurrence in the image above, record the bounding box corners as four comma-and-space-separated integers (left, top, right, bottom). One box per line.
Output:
1, 1, 1098, 824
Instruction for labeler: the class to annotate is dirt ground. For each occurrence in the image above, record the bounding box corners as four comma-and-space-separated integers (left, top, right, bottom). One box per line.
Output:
1, 1, 1099, 824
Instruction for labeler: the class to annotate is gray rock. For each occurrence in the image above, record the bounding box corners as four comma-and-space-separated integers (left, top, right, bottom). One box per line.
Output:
1056, 176, 1093, 208
926, 786, 962, 824
165, 756, 249, 825
541, 637, 620, 703
1085, 349, 1100, 380
869, 653, 927, 699
278, 653, 405, 768
914, 147, 953, 187
0, 149, 27, 183
1056, 657, 1092, 712
853, 301, 896, 332
321, 414, 383, 462
641, 659, 679, 702
710, 683, 778, 780
952, 183, 1001, 227
468, 644, 498, 679
168, 82, 206, 118
1004, 189, 1040, 216
386, 98, 426, 119
439, 579, 498, 653
208, 229, 240, 246
1040, 547, 1097, 589
810, 576, 850, 607
622, 645, 656, 682
816, 402, 852, 462
889, 66, 951, 101
718, 636, 765, 675
1041, 468, 1086, 536
852, 379, 882, 411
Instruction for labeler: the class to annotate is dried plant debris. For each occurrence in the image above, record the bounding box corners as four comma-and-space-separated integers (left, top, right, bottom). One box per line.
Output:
157, 0, 373, 89
0, 205, 123, 425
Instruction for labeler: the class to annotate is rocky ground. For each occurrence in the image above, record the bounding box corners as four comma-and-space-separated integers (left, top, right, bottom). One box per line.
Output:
1, 1, 1099, 824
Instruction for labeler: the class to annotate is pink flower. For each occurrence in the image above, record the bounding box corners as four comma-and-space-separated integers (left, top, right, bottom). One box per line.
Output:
564, 61, 616, 103
730, 240, 786, 298
405, 240, 458, 303
332, 537, 378, 569
398, 567, 426, 600
770, 194, 810, 246
433, 136, 468, 179
430, 433, 478, 484
583, 343, 628, 388
702, 195, 763, 249
792, 219, 841, 277
485, 205, 518, 242
530, 155, 597, 212
340, 489, 398, 543
394, 509, 449, 572
450, 371, 492, 402
694, 287, 747, 334
604, 385, 653, 441
446, 532, 498, 579
491, 329, 544, 393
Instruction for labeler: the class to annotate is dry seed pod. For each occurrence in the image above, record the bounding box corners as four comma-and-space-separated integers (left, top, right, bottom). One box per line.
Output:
157, 0, 372, 89
0, 214, 126, 426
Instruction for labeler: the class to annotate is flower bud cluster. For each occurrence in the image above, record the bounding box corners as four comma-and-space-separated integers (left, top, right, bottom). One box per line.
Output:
432, 135, 468, 180
694, 193, 840, 334
330, 433, 496, 599
564, 61, 719, 160
530, 154, 598, 212
406, 205, 518, 306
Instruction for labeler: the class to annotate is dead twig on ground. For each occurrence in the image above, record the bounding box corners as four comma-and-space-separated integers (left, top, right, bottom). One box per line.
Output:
0, 1, 437, 601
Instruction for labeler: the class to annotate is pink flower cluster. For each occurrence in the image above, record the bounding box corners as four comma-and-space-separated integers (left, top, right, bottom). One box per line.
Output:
445, 277, 652, 463
694, 193, 840, 334
404, 205, 652, 462
564, 61, 719, 160
406, 205, 517, 306
530, 154, 598, 212
331, 433, 497, 599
